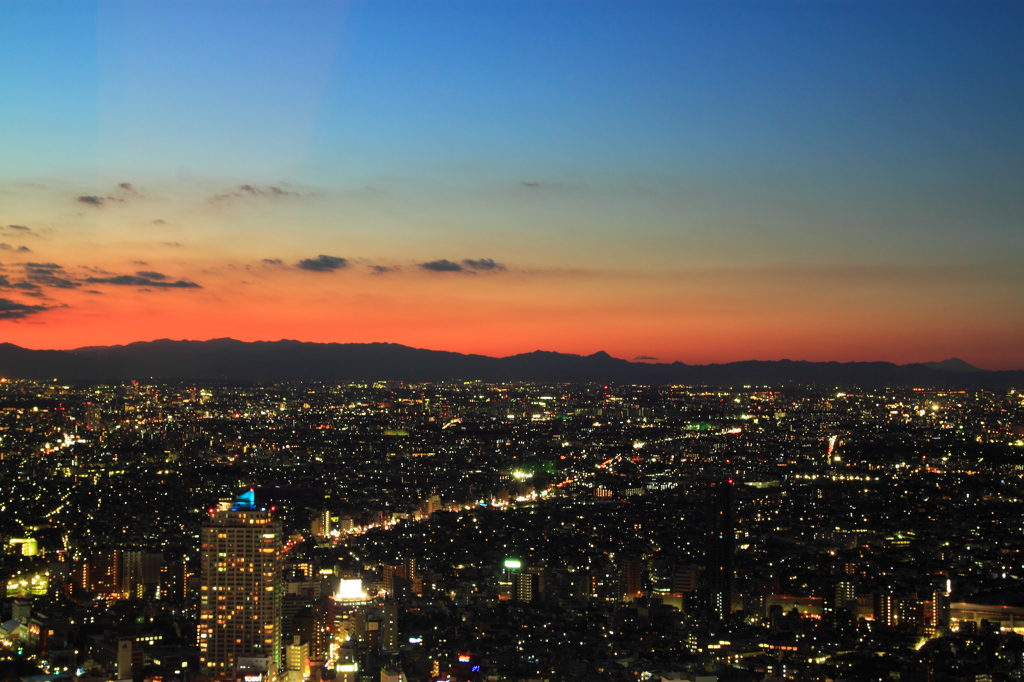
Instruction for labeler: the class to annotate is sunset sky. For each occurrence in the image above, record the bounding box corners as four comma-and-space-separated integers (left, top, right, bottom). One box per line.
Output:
2, 1, 1022, 368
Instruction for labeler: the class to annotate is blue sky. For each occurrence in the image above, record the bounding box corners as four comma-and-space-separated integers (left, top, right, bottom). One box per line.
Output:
1, 0, 1022, 366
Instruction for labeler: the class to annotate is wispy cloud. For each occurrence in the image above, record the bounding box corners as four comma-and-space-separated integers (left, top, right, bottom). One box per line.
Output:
420, 258, 507, 273
0, 272, 44, 299
462, 258, 505, 271
212, 184, 302, 203
84, 271, 201, 288
75, 183, 139, 207
0, 225, 39, 243
0, 297, 50, 320
23, 262, 80, 289
4, 261, 203, 292
239, 184, 297, 196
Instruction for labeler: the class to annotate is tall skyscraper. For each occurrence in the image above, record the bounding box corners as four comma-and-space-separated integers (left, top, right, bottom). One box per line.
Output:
705, 478, 735, 619
198, 490, 283, 680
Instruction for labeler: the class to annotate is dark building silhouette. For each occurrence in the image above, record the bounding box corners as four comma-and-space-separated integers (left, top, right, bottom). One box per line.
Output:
705, 478, 735, 619
621, 556, 643, 601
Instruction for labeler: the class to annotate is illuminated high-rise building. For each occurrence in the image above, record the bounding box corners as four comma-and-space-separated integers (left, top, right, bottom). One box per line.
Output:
198, 490, 282, 680
284, 635, 309, 682
328, 578, 373, 643
379, 602, 398, 653
874, 593, 898, 627
835, 580, 856, 612
310, 509, 331, 540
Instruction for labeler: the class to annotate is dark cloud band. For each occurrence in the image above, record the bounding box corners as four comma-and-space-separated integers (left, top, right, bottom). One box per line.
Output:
0, 297, 49, 320
419, 259, 463, 272
420, 258, 506, 273
85, 274, 201, 288
462, 258, 505, 271
296, 255, 348, 272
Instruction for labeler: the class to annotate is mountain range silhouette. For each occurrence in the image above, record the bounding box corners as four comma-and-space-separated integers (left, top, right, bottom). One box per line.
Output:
0, 339, 1020, 388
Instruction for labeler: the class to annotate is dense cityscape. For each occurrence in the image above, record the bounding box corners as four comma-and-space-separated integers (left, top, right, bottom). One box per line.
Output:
2, 379, 1024, 682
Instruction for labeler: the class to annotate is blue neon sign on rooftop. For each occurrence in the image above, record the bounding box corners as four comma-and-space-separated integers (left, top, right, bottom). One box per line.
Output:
232, 489, 256, 511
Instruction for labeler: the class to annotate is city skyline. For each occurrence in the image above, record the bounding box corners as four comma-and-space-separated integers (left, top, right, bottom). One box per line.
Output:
2, 1, 1023, 369
3, 378, 1023, 680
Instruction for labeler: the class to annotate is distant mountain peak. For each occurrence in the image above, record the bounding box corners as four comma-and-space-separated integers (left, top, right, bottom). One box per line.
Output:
919, 358, 987, 373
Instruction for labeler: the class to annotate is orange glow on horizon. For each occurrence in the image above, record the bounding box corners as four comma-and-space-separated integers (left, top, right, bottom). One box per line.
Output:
0, 253, 1021, 370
